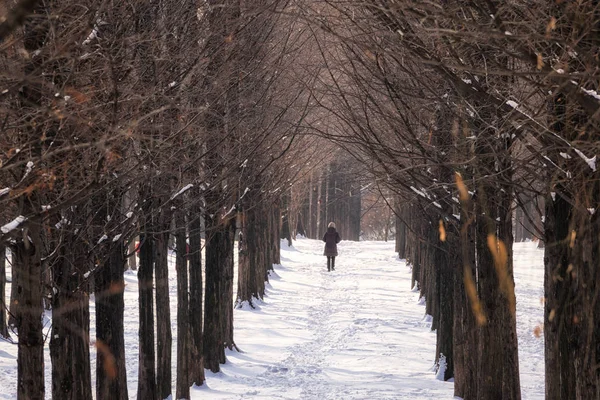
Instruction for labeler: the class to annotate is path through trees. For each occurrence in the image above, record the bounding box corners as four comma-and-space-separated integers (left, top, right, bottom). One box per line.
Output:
0, 1, 598, 399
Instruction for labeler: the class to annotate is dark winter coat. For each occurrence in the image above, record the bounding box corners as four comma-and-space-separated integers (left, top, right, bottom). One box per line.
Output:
322, 227, 341, 257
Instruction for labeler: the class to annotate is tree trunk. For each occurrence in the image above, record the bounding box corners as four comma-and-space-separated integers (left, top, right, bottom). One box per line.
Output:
264, 205, 274, 275
223, 216, 236, 351
543, 87, 600, 398
271, 202, 281, 265
428, 226, 439, 331
514, 203, 524, 243
155, 211, 172, 400
435, 220, 455, 381
127, 239, 137, 271
203, 206, 235, 371
255, 212, 267, 299
0, 243, 8, 338
475, 184, 521, 399
396, 205, 407, 259
454, 193, 478, 399
475, 191, 504, 400
8, 247, 20, 329
175, 209, 191, 400
95, 243, 128, 400
188, 201, 204, 386
237, 198, 259, 307
50, 236, 92, 400
498, 136, 521, 400
15, 228, 45, 400
137, 229, 157, 400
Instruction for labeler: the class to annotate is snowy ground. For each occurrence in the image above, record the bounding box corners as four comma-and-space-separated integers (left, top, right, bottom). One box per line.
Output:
0, 239, 544, 399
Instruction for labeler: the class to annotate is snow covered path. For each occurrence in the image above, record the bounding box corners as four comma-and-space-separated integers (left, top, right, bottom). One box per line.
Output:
201, 238, 455, 399
201, 238, 545, 400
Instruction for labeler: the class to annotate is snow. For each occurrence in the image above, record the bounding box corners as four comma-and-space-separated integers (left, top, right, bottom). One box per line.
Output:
82, 26, 99, 45
581, 87, 600, 101
170, 184, 194, 200
0, 239, 545, 399
513, 242, 545, 398
410, 186, 430, 199
1, 215, 26, 234
435, 354, 447, 381
0, 188, 9, 196
97, 234, 108, 244
572, 148, 596, 172
21, 161, 34, 181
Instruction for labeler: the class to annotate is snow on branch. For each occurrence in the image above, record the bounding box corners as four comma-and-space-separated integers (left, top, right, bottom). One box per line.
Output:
1, 215, 26, 234
170, 184, 194, 200
410, 186, 431, 200
222, 204, 236, 219
573, 149, 597, 172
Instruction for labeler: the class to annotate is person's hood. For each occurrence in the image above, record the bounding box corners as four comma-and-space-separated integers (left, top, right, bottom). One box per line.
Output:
327, 227, 336, 233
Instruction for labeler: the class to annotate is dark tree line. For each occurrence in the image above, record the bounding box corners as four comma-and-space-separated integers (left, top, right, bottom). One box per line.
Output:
0, 0, 318, 399
297, 0, 599, 398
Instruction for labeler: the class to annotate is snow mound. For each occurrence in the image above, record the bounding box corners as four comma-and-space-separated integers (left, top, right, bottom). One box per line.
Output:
436, 354, 447, 381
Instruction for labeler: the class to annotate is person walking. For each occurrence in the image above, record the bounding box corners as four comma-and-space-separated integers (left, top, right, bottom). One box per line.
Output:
322, 222, 341, 271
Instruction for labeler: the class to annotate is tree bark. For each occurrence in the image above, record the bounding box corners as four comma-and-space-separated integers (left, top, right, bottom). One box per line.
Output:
8, 246, 20, 329
498, 135, 521, 400
188, 201, 204, 386
454, 191, 478, 399
222, 216, 236, 351
175, 209, 191, 400
0, 243, 8, 338
155, 210, 172, 400
271, 202, 281, 265
95, 243, 128, 400
137, 228, 157, 400
237, 197, 259, 307
50, 235, 92, 400
15, 229, 45, 400
203, 206, 235, 371
435, 220, 455, 381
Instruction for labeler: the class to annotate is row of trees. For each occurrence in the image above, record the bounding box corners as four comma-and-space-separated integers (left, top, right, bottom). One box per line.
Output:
0, 0, 324, 399
302, 1, 598, 399
289, 156, 362, 241
1, 0, 597, 399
